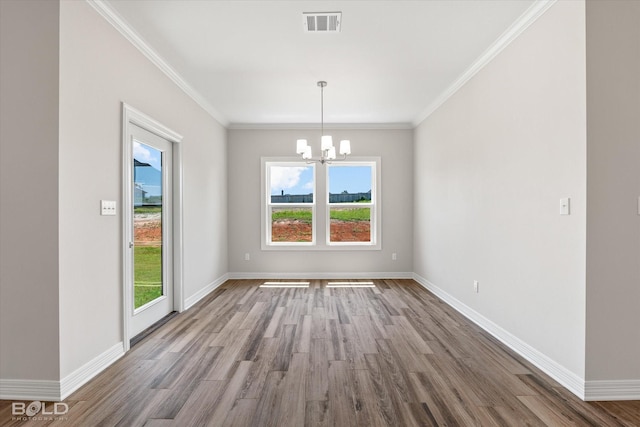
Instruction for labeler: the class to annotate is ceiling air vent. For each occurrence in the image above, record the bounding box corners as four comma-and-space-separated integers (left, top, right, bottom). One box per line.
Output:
303, 12, 341, 32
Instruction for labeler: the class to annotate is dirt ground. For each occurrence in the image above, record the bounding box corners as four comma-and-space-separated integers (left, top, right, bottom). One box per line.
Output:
272, 220, 370, 242
134, 217, 371, 243
134, 213, 161, 244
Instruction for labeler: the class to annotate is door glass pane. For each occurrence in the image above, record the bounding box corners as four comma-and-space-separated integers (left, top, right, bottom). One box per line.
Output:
271, 207, 313, 242
133, 141, 163, 308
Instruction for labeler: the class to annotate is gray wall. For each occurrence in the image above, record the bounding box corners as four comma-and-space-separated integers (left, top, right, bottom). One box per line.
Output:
0, 0, 61, 382
58, 0, 228, 378
228, 128, 413, 276
413, 1, 587, 379
0, 0, 227, 387
585, 0, 640, 382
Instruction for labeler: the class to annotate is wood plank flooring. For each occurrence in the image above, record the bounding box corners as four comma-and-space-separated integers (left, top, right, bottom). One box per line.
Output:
1, 279, 639, 426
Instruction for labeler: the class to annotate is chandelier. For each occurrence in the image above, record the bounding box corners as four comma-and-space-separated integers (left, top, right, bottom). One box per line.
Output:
296, 81, 351, 164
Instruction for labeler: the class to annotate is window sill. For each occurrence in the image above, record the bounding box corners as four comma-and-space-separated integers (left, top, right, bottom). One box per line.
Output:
261, 242, 381, 251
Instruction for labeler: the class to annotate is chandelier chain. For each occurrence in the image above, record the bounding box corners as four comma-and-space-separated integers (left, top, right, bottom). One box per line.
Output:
320, 81, 324, 136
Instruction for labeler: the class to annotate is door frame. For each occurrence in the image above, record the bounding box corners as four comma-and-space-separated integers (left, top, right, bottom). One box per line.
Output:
122, 103, 184, 352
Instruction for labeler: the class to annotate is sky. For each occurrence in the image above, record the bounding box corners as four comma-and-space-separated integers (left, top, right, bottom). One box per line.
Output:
270, 165, 372, 195
134, 141, 162, 170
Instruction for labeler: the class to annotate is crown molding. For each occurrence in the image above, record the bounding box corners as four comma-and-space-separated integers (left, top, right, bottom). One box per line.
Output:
227, 122, 414, 130
86, 0, 229, 127
87, 0, 556, 131
412, 0, 557, 127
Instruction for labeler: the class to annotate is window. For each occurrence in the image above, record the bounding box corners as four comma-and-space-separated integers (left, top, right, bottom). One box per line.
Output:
265, 162, 316, 245
262, 157, 380, 250
327, 163, 376, 245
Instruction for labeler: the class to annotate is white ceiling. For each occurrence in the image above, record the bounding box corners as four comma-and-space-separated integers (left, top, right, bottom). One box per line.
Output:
100, 0, 543, 127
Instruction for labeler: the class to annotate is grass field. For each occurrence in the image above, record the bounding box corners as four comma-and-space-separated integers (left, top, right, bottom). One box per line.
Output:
272, 209, 312, 222
134, 245, 162, 308
272, 207, 370, 222
134, 206, 162, 214
329, 207, 370, 221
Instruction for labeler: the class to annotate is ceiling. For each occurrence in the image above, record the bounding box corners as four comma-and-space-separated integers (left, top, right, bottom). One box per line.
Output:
100, 0, 542, 127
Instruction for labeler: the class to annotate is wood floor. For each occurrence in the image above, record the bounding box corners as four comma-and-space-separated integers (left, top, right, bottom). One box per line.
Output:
1, 279, 639, 426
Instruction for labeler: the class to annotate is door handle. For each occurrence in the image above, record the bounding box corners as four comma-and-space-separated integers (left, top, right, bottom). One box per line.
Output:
129, 241, 134, 248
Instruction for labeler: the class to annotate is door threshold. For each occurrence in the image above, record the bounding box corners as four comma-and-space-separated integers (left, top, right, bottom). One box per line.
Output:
130, 311, 177, 348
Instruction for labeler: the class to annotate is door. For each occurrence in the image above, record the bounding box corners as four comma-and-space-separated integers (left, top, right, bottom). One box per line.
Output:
128, 124, 174, 337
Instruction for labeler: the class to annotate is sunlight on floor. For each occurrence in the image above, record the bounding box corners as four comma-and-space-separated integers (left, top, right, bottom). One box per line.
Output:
260, 281, 310, 288
327, 281, 376, 288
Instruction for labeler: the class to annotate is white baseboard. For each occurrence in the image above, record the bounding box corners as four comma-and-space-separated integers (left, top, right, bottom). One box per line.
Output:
412, 273, 587, 400
60, 342, 125, 400
584, 380, 640, 401
227, 272, 414, 280
0, 379, 61, 402
0, 342, 125, 402
184, 273, 229, 310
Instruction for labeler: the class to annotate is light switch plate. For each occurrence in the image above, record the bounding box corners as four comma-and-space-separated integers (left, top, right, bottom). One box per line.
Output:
560, 198, 570, 215
101, 200, 116, 216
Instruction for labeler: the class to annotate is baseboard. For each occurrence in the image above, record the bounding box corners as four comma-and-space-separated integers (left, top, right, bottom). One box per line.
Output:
584, 380, 640, 401
0, 379, 61, 402
412, 273, 587, 400
0, 342, 125, 402
184, 273, 229, 310
227, 272, 414, 280
60, 342, 125, 400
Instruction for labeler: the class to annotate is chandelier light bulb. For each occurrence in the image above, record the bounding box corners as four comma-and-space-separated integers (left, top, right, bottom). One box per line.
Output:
327, 146, 337, 160
339, 140, 351, 155
321, 135, 333, 152
296, 139, 308, 154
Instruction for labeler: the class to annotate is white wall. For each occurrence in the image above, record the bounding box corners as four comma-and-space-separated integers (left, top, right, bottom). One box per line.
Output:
228, 128, 413, 276
58, 1, 227, 379
0, 0, 61, 382
413, 0, 587, 382
585, 0, 640, 382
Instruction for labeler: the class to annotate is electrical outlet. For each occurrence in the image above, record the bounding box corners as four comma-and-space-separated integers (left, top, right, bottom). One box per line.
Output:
392, 252, 397, 261
473, 280, 479, 293
244, 253, 250, 261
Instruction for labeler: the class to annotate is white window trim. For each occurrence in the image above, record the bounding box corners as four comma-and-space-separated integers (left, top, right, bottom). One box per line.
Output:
262, 159, 317, 249
326, 160, 378, 248
261, 156, 381, 251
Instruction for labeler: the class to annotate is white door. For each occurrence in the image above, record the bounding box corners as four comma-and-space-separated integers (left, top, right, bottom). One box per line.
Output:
128, 124, 174, 337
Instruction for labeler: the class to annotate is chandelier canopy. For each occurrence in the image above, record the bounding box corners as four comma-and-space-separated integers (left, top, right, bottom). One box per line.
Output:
296, 81, 351, 164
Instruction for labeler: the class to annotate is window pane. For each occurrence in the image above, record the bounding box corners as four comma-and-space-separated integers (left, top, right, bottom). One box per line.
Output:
270, 165, 314, 203
328, 165, 372, 203
330, 206, 371, 242
271, 207, 313, 242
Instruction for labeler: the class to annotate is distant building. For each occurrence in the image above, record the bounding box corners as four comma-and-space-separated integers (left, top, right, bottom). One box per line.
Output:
270, 190, 371, 204
134, 159, 162, 204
